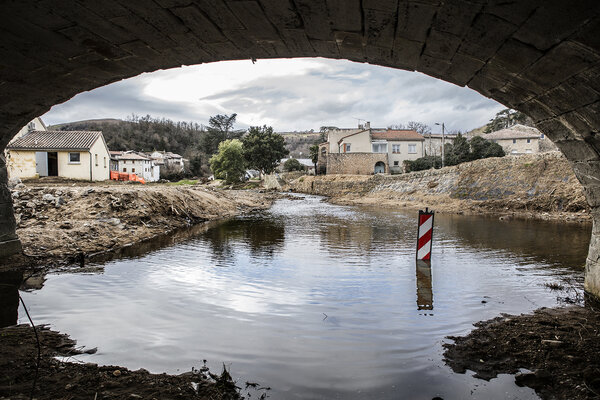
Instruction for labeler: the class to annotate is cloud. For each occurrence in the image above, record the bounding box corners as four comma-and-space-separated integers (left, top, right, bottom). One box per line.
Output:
43, 58, 504, 132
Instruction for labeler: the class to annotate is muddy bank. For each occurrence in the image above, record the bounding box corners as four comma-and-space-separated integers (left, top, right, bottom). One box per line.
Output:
3, 181, 278, 271
287, 152, 589, 223
444, 305, 600, 400
0, 324, 244, 399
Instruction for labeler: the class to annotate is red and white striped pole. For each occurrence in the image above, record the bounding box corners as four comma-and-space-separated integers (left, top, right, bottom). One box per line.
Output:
416, 208, 434, 261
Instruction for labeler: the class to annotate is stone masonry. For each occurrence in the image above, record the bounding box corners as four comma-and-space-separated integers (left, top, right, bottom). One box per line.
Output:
327, 153, 388, 175
0, 1, 599, 296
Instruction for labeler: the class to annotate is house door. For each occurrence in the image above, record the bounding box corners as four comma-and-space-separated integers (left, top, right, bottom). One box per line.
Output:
35, 152, 48, 176
374, 161, 386, 174
47, 152, 58, 176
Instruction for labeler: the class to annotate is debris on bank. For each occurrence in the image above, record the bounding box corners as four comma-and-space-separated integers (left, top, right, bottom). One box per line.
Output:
443, 305, 600, 400
4, 181, 278, 271
0, 324, 242, 400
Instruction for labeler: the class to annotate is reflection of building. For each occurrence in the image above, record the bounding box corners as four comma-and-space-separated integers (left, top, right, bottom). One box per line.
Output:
416, 261, 433, 313
318, 122, 425, 175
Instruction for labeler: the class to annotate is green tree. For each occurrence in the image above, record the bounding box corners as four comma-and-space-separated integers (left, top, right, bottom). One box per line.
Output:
404, 156, 442, 172
242, 125, 289, 175
283, 158, 305, 172
484, 109, 533, 133
470, 136, 505, 160
444, 133, 470, 166
209, 139, 246, 183
199, 114, 244, 156
309, 143, 320, 173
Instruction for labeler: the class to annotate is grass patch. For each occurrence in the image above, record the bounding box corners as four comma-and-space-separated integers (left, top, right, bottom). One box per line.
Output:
167, 179, 199, 185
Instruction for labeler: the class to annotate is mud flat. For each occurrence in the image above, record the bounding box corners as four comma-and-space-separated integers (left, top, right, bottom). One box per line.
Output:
2, 181, 278, 272
287, 152, 590, 223
444, 305, 600, 400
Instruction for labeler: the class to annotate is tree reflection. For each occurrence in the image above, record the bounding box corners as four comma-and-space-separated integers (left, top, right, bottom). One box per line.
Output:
202, 215, 285, 261
416, 260, 433, 314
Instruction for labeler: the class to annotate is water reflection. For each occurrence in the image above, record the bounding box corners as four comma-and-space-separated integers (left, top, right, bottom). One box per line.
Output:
0, 270, 22, 328
416, 260, 434, 313
202, 215, 285, 261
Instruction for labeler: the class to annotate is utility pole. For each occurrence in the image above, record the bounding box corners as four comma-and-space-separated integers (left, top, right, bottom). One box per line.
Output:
435, 122, 445, 167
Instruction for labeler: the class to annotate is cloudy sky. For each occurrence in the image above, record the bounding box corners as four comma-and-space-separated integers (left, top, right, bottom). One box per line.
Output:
43, 58, 504, 133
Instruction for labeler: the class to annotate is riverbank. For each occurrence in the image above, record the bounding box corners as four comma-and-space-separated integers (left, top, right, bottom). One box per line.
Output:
2, 181, 278, 272
286, 152, 590, 223
0, 324, 243, 400
444, 304, 600, 400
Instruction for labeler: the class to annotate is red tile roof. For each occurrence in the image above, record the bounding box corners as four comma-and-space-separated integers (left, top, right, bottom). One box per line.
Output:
371, 129, 424, 141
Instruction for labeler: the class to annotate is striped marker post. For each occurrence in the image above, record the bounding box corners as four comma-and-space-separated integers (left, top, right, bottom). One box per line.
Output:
416, 208, 434, 261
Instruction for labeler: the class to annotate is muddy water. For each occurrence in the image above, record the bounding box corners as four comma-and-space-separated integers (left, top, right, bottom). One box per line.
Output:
17, 195, 591, 399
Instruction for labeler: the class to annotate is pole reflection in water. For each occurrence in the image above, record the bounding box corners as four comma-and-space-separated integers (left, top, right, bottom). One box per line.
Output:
416, 260, 433, 314
0, 270, 22, 328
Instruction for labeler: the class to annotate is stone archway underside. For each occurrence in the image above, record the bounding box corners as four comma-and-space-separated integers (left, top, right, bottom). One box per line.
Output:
1, 1, 600, 294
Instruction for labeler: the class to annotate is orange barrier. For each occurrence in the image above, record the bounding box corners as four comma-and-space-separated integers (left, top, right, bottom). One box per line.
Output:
110, 170, 145, 184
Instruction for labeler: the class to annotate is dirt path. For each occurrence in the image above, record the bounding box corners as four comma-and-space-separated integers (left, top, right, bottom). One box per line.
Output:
3, 181, 278, 272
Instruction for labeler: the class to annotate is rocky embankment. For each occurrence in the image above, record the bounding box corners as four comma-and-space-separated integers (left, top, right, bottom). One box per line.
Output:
4, 181, 277, 270
287, 152, 589, 222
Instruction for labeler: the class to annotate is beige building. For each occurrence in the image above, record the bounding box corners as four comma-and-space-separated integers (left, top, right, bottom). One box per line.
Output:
482, 124, 541, 155
7, 130, 110, 181
319, 124, 425, 174
7, 117, 47, 146
423, 133, 456, 157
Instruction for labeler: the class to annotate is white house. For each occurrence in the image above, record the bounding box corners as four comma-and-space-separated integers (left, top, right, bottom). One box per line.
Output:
149, 151, 185, 170
7, 130, 110, 181
483, 124, 541, 155
111, 151, 160, 182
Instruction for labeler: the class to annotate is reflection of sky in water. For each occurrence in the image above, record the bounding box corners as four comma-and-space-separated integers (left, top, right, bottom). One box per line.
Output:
18, 195, 590, 399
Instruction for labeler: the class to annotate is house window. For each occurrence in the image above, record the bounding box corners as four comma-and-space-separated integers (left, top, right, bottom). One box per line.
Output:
123, 168, 127, 172
408, 144, 417, 154
513, 139, 517, 144
343, 143, 351, 153
527, 138, 531, 143
372, 142, 387, 153
104, 157, 107, 168
95, 154, 98, 166
132, 168, 135, 173
541, 134, 545, 139
392, 144, 401, 153
69, 152, 80, 163
394, 161, 399, 166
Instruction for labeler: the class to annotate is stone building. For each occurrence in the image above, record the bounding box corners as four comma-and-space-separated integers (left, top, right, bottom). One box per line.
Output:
319, 124, 425, 174
482, 124, 541, 155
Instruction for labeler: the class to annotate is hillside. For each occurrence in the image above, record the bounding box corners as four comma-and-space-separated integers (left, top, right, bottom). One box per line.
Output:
48, 116, 204, 159
280, 132, 322, 157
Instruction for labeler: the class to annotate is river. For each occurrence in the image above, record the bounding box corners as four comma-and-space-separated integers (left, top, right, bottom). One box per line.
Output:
16, 194, 591, 399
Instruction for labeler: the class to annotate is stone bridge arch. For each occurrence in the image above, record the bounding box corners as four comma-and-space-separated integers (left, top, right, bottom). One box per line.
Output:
1, 1, 600, 295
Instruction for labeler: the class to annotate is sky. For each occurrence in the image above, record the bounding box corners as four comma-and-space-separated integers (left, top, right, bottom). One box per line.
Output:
42, 58, 504, 133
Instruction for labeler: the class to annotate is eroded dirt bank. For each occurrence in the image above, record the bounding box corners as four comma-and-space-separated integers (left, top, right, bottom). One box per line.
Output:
0, 324, 244, 400
287, 152, 589, 222
444, 305, 600, 400
3, 181, 278, 271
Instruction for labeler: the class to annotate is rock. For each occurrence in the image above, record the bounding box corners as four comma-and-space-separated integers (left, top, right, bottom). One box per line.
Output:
112, 369, 122, 377
26, 201, 36, 209
108, 218, 121, 226
129, 394, 142, 399
59, 222, 72, 229
14, 183, 26, 190
55, 196, 66, 207
42, 193, 56, 202
8, 177, 22, 188
87, 188, 95, 194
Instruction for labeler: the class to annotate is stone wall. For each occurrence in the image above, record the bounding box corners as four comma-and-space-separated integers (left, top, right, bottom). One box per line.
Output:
327, 153, 388, 175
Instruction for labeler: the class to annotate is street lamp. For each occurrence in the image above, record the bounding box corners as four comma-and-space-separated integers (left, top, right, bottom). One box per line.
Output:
435, 122, 445, 167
